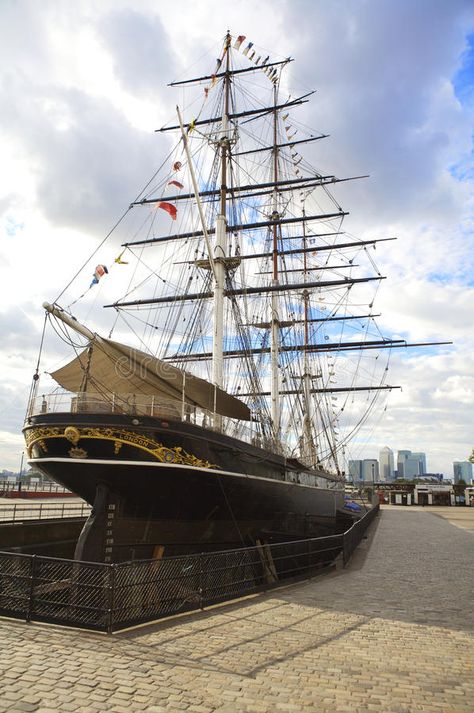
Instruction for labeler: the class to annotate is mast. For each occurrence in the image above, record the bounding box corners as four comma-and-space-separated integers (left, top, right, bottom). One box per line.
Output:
301, 210, 318, 467
32, 35, 454, 478
212, 31, 232, 396
270, 82, 281, 440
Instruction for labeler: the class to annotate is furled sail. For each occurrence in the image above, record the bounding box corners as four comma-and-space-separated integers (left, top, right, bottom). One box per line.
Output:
50, 336, 251, 421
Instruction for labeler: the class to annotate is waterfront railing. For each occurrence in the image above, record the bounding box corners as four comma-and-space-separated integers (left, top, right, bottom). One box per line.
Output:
0, 504, 379, 633
0, 502, 91, 523
0, 482, 74, 497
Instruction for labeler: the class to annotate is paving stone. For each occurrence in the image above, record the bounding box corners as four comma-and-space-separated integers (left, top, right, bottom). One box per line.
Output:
1, 507, 474, 713
18, 699, 41, 707
3, 692, 23, 702
115, 686, 137, 695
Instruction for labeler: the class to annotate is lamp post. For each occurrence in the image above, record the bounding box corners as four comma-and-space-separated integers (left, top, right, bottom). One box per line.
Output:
18, 451, 24, 492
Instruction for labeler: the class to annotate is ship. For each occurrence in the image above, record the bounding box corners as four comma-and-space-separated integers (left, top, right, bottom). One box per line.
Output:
22, 32, 439, 564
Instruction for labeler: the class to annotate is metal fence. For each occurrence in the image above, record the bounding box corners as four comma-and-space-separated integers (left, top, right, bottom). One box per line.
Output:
0, 482, 73, 497
343, 503, 379, 565
0, 505, 379, 633
0, 502, 91, 523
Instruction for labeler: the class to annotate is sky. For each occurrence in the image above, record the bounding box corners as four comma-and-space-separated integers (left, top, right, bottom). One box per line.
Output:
1, 0, 473, 476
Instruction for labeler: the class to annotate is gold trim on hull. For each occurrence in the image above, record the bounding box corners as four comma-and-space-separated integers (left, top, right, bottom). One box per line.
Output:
24, 426, 216, 469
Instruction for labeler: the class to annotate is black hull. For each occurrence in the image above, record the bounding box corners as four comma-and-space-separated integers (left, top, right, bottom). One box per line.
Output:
24, 413, 347, 562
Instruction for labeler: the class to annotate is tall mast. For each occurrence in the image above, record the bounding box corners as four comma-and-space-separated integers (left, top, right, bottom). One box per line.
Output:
301, 210, 318, 466
212, 32, 232, 395
270, 83, 281, 441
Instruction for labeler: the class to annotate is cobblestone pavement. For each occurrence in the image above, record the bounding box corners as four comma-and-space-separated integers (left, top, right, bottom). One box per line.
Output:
1, 508, 474, 712
385, 504, 474, 534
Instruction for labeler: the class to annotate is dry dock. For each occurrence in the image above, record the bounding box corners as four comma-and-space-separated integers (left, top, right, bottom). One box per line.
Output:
1, 505, 474, 712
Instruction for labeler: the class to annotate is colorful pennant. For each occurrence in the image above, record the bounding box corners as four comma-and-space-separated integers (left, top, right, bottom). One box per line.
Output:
156, 202, 177, 220
114, 250, 129, 265
90, 264, 108, 287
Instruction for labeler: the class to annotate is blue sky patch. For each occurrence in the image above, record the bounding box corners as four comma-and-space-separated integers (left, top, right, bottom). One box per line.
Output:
5, 216, 25, 237
453, 32, 474, 107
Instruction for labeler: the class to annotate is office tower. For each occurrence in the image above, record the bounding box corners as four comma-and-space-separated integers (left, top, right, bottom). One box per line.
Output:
404, 456, 422, 478
362, 459, 379, 483
453, 461, 473, 484
348, 460, 363, 481
397, 450, 412, 478
379, 446, 394, 481
397, 450, 426, 479
412, 452, 427, 474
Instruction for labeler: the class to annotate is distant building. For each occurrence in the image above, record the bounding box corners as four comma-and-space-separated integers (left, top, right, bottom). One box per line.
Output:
348, 459, 378, 482
379, 447, 394, 482
397, 450, 412, 478
397, 450, 426, 478
348, 460, 363, 481
412, 452, 427, 474
414, 483, 455, 506
362, 459, 379, 483
405, 456, 422, 478
418, 473, 443, 483
453, 461, 473, 484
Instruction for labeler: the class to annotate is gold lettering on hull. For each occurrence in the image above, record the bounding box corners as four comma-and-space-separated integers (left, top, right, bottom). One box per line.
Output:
24, 426, 216, 469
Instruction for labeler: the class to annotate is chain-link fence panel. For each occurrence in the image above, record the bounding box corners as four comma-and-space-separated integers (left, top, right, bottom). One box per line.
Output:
0, 506, 378, 632
29, 557, 111, 630
0, 552, 33, 619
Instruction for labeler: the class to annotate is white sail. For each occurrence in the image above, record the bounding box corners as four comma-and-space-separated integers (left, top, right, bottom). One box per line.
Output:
50, 336, 251, 421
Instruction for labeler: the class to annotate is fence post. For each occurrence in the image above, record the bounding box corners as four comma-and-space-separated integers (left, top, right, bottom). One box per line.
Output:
342, 530, 349, 567
198, 554, 204, 610
106, 564, 116, 634
26, 556, 37, 623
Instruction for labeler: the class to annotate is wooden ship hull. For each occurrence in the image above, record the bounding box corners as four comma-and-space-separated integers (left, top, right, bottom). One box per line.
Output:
24, 411, 348, 563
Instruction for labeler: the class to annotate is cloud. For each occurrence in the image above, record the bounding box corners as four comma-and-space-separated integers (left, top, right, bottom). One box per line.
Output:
1, 77, 159, 235
358, 349, 474, 473
283, 0, 474, 224
0, 0, 473, 478
97, 9, 178, 94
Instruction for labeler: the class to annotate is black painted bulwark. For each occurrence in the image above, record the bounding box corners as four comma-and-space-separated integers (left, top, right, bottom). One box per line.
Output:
24, 412, 350, 563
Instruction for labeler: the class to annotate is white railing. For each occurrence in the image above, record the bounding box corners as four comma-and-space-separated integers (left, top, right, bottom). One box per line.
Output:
0, 482, 72, 496
0, 502, 91, 523
27, 391, 281, 454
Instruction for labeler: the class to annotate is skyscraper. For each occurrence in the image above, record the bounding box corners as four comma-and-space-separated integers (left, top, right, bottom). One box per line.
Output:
379, 447, 394, 481
397, 450, 412, 478
397, 450, 426, 478
412, 452, 427, 474
404, 456, 422, 478
453, 462, 473, 484
362, 459, 379, 483
348, 460, 363, 481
